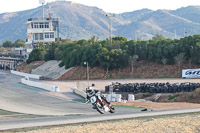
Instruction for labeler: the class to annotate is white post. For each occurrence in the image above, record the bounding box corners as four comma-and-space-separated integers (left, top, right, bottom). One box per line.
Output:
87, 62, 89, 87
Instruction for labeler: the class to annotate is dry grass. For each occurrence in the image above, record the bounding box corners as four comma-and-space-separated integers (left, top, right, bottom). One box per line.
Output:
17, 114, 200, 133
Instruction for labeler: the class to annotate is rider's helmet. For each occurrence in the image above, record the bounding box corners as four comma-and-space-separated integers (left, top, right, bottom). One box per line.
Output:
86, 87, 93, 93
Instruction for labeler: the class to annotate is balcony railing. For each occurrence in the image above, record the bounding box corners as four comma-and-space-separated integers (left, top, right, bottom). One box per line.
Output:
28, 18, 58, 21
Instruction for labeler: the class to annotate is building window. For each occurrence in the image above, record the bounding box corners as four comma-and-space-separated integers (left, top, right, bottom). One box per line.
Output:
45, 32, 54, 38
45, 33, 49, 38
33, 22, 49, 29
50, 32, 54, 38
45, 23, 49, 28
34, 23, 39, 28
39, 23, 44, 28
35, 33, 39, 40
34, 33, 44, 40
39, 33, 44, 40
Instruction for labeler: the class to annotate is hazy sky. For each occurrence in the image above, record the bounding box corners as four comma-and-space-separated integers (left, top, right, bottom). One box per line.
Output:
1, 0, 200, 14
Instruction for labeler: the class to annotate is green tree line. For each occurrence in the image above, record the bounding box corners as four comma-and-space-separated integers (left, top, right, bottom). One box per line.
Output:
26, 34, 200, 70
0, 39, 26, 48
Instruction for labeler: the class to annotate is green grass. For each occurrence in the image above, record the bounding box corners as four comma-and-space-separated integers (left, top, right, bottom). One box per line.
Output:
11, 83, 47, 92
0, 109, 20, 115
113, 105, 145, 109
189, 95, 194, 100
168, 94, 179, 100
72, 99, 145, 109
109, 74, 113, 79
0, 109, 46, 119
72, 99, 85, 103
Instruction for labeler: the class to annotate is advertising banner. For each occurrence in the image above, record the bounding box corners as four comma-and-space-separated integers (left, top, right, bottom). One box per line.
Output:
182, 69, 200, 78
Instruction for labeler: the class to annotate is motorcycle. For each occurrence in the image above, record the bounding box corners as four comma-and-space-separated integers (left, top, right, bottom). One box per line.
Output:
89, 94, 115, 114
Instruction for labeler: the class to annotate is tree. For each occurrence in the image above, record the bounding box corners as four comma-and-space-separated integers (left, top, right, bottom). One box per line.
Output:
14, 39, 25, 47
97, 47, 111, 74
152, 34, 165, 41
112, 36, 127, 42
2, 40, 13, 48
54, 48, 62, 60
44, 43, 56, 61
26, 48, 44, 64
174, 53, 185, 72
128, 55, 138, 72
88, 35, 99, 45
161, 58, 167, 65
161, 58, 168, 72
0, 47, 7, 53
112, 40, 121, 49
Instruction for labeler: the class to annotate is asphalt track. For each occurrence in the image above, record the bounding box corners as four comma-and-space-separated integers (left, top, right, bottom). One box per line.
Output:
0, 70, 200, 131
0, 70, 146, 130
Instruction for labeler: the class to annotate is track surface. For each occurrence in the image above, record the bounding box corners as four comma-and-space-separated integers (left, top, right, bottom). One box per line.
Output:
0, 70, 200, 131
0, 70, 147, 130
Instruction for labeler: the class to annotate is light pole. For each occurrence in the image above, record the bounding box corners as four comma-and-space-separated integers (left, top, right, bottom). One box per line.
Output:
106, 14, 115, 49
84, 62, 89, 87
39, 0, 45, 21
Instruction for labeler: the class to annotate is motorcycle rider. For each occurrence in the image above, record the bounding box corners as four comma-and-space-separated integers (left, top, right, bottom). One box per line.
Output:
85, 87, 110, 107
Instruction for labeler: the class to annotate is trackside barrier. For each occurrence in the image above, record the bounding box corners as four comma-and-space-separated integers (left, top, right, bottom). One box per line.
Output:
103, 94, 122, 102
128, 94, 135, 101
11, 70, 43, 80
73, 88, 86, 98
21, 78, 59, 92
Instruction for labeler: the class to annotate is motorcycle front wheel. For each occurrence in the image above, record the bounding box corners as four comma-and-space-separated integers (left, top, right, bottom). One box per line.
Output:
95, 103, 104, 114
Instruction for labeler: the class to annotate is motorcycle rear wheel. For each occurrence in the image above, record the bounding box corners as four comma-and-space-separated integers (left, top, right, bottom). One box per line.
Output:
109, 105, 115, 113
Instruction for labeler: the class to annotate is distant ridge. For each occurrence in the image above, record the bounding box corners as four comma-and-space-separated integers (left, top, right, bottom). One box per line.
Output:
1, 1, 200, 43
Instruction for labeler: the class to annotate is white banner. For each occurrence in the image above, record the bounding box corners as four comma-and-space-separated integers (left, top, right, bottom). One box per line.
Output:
182, 68, 200, 78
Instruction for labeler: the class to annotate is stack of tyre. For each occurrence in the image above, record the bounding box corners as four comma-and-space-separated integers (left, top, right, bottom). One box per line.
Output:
105, 82, 200, 94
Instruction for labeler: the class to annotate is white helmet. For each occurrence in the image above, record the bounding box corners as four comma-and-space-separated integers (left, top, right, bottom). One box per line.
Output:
86, 87, 92, 93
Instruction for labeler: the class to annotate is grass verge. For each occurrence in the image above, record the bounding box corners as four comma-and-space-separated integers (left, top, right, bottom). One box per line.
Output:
72, 99, 85, 103
113, 105, 145, 109
0, 109, 20, 116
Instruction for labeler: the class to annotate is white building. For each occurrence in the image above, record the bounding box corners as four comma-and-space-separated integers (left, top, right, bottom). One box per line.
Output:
26, 18, 59, 46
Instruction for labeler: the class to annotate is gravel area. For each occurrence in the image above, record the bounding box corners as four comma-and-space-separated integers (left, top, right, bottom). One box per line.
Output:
17, 113, 200, 133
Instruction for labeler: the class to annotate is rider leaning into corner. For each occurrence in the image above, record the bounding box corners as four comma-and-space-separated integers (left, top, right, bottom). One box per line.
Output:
85, 86, 111, 108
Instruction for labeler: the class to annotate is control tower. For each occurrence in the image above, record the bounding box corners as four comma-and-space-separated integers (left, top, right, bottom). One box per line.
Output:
26, 0, 59, 47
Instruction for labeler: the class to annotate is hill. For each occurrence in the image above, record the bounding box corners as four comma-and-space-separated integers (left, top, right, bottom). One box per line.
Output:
1, 1, 200, 43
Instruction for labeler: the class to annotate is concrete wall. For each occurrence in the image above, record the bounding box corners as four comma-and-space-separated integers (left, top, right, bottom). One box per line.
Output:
31, 60, 73, 79
21, 78, 59, 92
11, 70, 43, 80
72, 87, 86, 98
